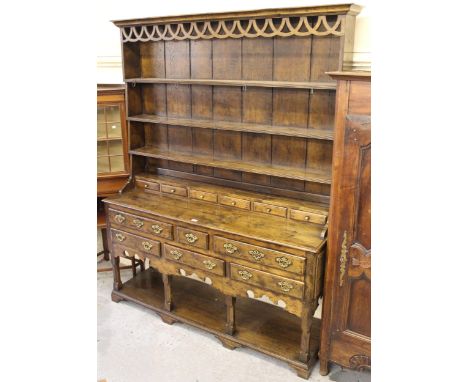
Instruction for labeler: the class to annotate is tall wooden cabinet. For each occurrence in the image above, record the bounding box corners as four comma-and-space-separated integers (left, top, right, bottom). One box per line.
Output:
104, 5, 363, 379
319, 71, 371, 374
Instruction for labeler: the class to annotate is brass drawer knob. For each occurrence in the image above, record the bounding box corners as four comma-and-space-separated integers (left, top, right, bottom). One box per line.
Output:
142, 241, 153, 251
152, 224, 163, 234
170, 189, 176, 193
144, 184, 148, 188
185, 233, 198, 243
231, 201, 236, 206
275, 256, 292, 269
170, 249, 183, 260
266, 208, 272, 213
249, 249, 265, 262
115, 233, 126, 242
203, 260, 216, 270
238, 270, 252, 280
223, 243, 238, 254
200, 195, 205, 199
114, 214, 125, 224
278, 281, 294, 292
304, 216, 310, 221
133, 219, 144, 228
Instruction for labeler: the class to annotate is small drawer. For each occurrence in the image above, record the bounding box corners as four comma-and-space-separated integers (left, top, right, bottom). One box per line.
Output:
289, 209, 327, 225
136, 179, 160, 192
189, 189, 218, 203
164, 244, 225, 276
230, 263, 304, 299
253, 202, 287, 217
213, 236, 305, 275
111, 229, 161, 257
176, 226, 209, 249
161, 183, 188, 197
108, 209, 173, 240
219, 195, 251, 210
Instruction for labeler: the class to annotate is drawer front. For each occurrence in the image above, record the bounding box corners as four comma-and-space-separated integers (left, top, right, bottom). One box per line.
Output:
176, 226, 209, 249
161, 183, 188, 197
111, 229, 161, 257
213, 236, 305, 275
253, 202, 287, 217
219, 195, 251, 210
230, 263, 304, 299
136, 179, 160, 192
109, 210, 173, 240
189, 189, 218, 203
289, 209, 327, 225
164, 244, 225, 276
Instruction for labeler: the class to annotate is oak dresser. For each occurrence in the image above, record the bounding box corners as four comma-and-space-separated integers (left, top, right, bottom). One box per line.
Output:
104, 4, 363, 379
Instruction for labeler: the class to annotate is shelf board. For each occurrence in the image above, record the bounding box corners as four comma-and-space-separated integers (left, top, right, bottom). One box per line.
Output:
128, 114, 334, 140
125, 77, 336, 90
97, 137, 123, 142
129, 146, 332, 184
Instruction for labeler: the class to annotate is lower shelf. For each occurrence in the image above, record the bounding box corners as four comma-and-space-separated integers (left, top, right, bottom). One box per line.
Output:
112, 268, 320, 378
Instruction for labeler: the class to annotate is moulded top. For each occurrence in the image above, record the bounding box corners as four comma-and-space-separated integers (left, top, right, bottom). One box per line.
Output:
112, 4, 362, 27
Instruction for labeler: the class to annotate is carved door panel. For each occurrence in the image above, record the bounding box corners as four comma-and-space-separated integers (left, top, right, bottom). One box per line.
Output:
331, 114, 371, 370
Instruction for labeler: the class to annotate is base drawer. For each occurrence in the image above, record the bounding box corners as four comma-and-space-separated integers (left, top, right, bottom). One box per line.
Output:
230, 263, 304, 299
163, 244, 225, 276
213, 236, 305, 275
109, 209, 173, 240
111, 228, 161, 257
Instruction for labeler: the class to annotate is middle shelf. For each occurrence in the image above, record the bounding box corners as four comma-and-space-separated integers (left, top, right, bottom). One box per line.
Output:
128, 114, 334, 140
129, 146, 332, 184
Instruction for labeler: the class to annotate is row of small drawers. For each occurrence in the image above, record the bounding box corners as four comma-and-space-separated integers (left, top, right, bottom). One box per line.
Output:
111, 228, 304, 299
136, 178, 326, 224
109, 209, 305, 275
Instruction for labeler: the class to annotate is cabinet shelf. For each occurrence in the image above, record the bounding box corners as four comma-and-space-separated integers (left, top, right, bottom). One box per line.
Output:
129, 146, 332, 184
128, 114, 334, 140
125, 77, 336, 90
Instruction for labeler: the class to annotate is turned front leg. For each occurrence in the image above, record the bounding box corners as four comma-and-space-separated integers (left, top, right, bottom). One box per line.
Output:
111, 254, 122, 291
225, 295, 236, 335
162, 274, 173, 311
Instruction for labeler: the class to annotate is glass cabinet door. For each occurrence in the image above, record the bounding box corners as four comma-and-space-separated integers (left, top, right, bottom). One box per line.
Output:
97, 103, 126, 174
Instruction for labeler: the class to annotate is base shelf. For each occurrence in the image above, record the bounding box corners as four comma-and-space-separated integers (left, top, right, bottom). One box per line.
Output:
112, 268, 320, 375
129, 146, 332, 184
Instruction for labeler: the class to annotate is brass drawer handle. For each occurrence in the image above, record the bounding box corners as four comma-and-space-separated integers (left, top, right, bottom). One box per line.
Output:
304, 216, 310, 221
170, 188, 176, 193
185, 233, 198, 243
142, 241, 153, 251
266, 208, 272, 213
170, 249, 183, 260
203, 260, 216, 270
144, 184, 148, 188
238, 270, 252, 280
199, 195, 205, 199
249, 249, 265, 262
115, 233, 126, 242
133, 219, 144, 228
278, 281, 294, 292
152, 224, 163, 234
114, 214, 125, 224
223, 243, 238, 254
275, 256, 292, 269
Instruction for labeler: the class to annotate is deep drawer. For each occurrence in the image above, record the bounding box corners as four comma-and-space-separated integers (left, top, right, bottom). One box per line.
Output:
163, 243, 225, 276
111, 228, 161, 257
230, 263, 304, 299
108, 209, 173, 240
176, 226, 209, 249
213, 236, 305, 275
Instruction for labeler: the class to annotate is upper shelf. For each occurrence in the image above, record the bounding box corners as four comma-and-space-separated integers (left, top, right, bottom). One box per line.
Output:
128, 114, 334, 140
125, 78, 336, 91
129, 146, 332, 184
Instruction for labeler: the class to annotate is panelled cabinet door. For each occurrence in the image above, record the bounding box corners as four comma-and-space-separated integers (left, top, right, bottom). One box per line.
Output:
332, 114, 371, 370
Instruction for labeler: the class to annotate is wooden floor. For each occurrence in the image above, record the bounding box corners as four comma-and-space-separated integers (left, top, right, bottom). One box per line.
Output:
113, 268, 321, 370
